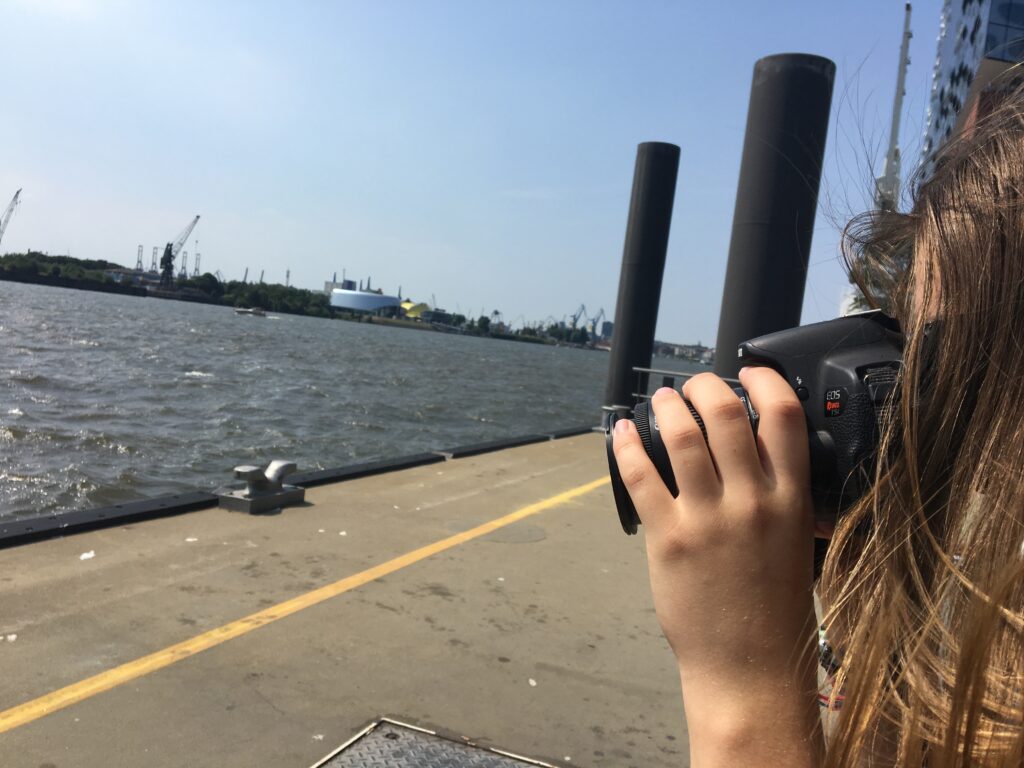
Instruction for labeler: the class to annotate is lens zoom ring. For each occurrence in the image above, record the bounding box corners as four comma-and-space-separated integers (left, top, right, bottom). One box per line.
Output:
635, 402, 655, 455
684, 399, 709, 443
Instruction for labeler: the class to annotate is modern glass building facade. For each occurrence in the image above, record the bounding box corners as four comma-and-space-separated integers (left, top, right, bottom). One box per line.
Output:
921, 0, 1024, 173
986, 0, 1024, 60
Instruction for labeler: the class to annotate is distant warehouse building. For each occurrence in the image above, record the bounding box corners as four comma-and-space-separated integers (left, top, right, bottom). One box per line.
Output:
922, 0, 1024, 174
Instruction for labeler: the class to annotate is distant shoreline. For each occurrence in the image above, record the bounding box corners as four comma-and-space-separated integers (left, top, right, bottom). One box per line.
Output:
0, 268, 571, 348
0, 269, 148, 298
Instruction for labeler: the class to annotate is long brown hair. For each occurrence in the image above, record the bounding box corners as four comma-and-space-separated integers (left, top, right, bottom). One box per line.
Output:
820, 76, 1024, 766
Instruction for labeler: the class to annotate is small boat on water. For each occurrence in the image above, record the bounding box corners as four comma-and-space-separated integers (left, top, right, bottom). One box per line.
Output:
234, 307, 266, 317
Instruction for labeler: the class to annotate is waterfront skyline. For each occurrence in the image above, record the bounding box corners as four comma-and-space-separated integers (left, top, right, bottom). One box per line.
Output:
2, 0, 942, 342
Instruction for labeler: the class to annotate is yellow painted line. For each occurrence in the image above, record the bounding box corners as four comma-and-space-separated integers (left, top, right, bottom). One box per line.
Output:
0, 476, 610, 734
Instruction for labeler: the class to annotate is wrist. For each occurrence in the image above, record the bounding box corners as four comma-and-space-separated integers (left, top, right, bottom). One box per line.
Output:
687, 716, 823, 768
680, 666, 823, 768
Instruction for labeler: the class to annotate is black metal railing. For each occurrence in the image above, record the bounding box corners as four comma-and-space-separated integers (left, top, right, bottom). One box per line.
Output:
630, 366, 740, 404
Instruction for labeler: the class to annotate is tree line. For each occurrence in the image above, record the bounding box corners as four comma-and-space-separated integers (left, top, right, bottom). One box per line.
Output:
1, 252, 594, 345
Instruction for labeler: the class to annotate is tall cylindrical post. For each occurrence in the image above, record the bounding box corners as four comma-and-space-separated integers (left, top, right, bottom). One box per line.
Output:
713, 54, 835, 379
603, 142, 681, 418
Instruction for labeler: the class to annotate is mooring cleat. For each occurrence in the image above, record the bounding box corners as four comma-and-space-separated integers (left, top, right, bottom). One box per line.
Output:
218, 460, 305, 514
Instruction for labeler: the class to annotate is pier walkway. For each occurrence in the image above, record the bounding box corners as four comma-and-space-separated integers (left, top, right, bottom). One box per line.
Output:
0, 433, 688, 767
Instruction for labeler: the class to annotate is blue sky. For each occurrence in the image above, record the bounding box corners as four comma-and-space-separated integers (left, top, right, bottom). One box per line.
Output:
1, 0, 942, 343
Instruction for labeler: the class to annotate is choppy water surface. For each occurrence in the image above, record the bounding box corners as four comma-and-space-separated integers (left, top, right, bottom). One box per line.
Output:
0, 282, 706, 517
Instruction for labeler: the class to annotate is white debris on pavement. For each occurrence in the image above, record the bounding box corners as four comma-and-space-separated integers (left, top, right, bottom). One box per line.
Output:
528, 678, 537, 687
80, 551, 95, 561
185, 537, 198, 543
5, 634, 16, 642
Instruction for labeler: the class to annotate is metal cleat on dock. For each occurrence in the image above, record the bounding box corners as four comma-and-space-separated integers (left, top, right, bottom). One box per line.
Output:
217, 459, 305, 514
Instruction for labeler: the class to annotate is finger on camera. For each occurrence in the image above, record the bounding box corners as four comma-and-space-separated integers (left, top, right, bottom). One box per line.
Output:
737, 366, 810, 485
649, 387, 720, 499
681, 372, 761, 486
612, 419, 674, 524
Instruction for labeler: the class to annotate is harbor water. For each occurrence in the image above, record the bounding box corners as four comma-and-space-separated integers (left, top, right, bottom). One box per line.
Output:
0, 282, 705, 518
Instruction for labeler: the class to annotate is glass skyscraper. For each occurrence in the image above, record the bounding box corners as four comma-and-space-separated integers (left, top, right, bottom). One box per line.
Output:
921, 0, 1024, 173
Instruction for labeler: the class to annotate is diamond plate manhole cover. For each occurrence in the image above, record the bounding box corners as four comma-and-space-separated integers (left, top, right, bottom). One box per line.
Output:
312, 719, 560, 768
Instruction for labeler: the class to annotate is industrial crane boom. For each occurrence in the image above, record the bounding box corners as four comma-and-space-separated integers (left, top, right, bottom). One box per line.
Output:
0, 189, 22, 250
171, 215, 200, 258
876, 3, 912, 212
570, 303, 587, 329
160, 215, 200, 287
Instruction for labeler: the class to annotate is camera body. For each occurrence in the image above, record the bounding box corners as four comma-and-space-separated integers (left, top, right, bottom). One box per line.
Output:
606, 310, 903, 534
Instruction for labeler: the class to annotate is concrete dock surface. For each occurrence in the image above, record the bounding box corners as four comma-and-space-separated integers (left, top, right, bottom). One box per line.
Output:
0, 433, 690, 767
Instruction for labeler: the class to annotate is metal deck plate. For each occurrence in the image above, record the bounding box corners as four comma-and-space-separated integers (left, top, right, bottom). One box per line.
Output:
313, 719, 559, 768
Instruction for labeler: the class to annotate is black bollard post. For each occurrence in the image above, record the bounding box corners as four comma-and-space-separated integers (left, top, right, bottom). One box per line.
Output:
603, 142, 680, 420
713, 54, 835, 379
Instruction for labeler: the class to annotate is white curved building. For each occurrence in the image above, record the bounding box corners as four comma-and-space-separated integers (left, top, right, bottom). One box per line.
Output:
329, 287, 401, 313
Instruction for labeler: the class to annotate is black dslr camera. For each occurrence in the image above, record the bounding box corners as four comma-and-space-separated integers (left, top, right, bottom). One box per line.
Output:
605, 310, 903, 534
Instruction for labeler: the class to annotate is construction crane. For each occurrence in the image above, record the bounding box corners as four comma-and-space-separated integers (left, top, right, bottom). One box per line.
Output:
569, 304, 587, 330
159, 215, 200, 287
876, 3, 912, 212
0, 189, 22, 251
591, 307, 607, 337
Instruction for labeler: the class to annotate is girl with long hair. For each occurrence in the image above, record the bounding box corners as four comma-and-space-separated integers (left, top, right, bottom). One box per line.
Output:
612, 81, 1024, 766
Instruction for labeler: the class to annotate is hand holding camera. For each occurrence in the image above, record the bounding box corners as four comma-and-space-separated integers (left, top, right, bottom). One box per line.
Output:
612, 367, 821, 760
607, 310, 903, 534
608, 311, 903, 762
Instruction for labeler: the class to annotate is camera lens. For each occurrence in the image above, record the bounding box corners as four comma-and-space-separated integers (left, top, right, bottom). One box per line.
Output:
605, 388, 757, 534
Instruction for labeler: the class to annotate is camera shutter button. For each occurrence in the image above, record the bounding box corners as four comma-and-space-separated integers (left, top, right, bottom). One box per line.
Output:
796, 386, 809, 401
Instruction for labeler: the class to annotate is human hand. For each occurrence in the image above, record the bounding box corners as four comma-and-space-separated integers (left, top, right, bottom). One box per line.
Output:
612, 367, 820, 764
